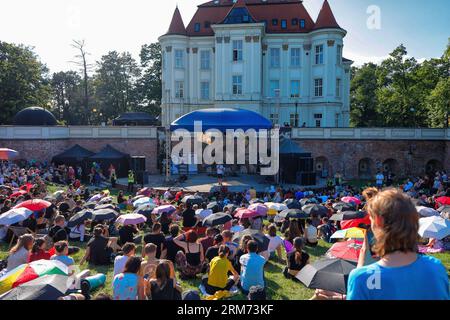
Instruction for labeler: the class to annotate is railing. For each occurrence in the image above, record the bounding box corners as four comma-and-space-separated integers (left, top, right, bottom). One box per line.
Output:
291, 128, 450, 140
0, 126, 158, 140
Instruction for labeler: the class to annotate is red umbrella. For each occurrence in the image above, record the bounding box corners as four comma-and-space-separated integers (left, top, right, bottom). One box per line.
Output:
19, 183, 34, 193
0, 148, 19, 161
327, 240, 362, 262
234, 208, 259, 219
14, 199, 51, 211
436, 197, 450, 207
340, 215, 371, 230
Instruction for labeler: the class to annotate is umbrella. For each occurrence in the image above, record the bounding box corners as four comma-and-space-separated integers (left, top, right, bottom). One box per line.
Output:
416, 206, 440, 217
418, 216, 450, 240
0, 260, 68, 295
0, 208, 33, 226
326, 240, 362, 263
332, 202, 356, 212
340, 215, 371, 230
302, 204, 328, 217
300, 198, 317, 206
250, 199, 264, 204
9, 190, 27, 199
14, 199, 51, 212
341, 196, 362, 206
83, 202, 97, 209
207, 202, 221, 213
330, 211, 367, 221
437, 206, 450, 214
91, 208, 119, 221
135, 204, 154, 218
203, 213, 233, 227
264, 202, 288, 212
133, 197, 153, 208
331, 227, 366, 240
67, 209, 92, 228
234, 208, 259, 220
248, 203, 268, 217
0, 148, 19, 161
436, 196, 450, 206
232, 229, 270, 252
296, 258, 357, 294
116, 213, 147, 226
98, 196, 113, 204
152, 205, 176, 215
94, 204, 119, 211
182, 195, 204, 206
224, 204, 237, 214
52, 190, 65, 199
0, 274, 68, 300
277, 209, 309, 220
137, 187, 153, 197
88, 194, 103, 202
283, 199, 302, 210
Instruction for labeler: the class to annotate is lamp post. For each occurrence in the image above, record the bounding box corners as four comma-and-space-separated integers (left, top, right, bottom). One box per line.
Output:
295, 101, 299, 127
410, 107, 416, 128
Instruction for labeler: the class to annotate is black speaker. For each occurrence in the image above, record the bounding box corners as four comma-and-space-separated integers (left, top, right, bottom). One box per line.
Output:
297, 172, 316, 186
135, 171, 148, 185
299, 158, 314, 172
131, 156, 146, 172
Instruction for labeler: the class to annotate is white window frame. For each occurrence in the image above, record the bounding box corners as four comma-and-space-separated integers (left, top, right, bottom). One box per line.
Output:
290, 80, 300, 98
270, 48, 281, 68
175, 81, 184, 98
270, 80, 280, 97
314, 113, 323, 128
314, 78, 323, 97
200, 50, 210, 70
290, 48, 301, 67
336, 78, 341, 98
232, 75, 242, 95
270, 113, 279, 125
336, 45, 342, 65
315, 45, 324, 65
175, 49, 184, 68
232, 40, 243, 62
290, 114, 299, 127
200, 81, 210, 100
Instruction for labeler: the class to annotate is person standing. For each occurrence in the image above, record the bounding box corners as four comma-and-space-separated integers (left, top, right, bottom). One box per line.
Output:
217, 164, 225, 186
127, 170, 135, 194
375, 171, 384, 189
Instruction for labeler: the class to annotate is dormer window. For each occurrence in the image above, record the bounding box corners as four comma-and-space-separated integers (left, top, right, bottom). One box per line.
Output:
281, 20, 287, 29
272, 19, 278, 26
194, 23, 201, 32
300, 19, 305, 28
292, 18, 298, 26
204, 21, 211, 28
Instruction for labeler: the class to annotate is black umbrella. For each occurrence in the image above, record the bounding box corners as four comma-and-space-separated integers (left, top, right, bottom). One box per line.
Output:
95, 203, 119, 212
203, 212, 233, 227
278, 209, 309, 220
207, 202, 221, 213
437, 206, 450, 214
83, 202, 97, 209
330, 211, 367, 222
67, 209, 93, 227
182, 195, 204, 206
300, 198, 317, 206
296, 258, 357, 294
92, 208, 119, 221
332, 202, 356, 212
302, 204, 328, 217
0, 274, 68, 300
283, 199, 302, 210
232, 229, 270, 252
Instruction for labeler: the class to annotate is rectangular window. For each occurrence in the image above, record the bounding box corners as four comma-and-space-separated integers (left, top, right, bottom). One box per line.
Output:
292, 18, 298, 26
270, 48, 280, 68
336, 78, 341, 97
232, 40, 243, 61
290, 80, 300, 98
314, 113, 323, 128
175, 81, 184, 98
314, 78, 323, 97
200, 81, 210, 100
194, 23, 201, 32
270, 80, 280, 97
335, 113, 340, 127
300, 19, 305, 28
337, 44, 342, 65
290, 48, 301, 67
270, 114, 279, 125
281, 20, 287, 29
232, 75, 242, 95
272, 19, 278, 26
315, 45, 324, 65
204, 21, 211, 28
200, 50, 210, 70
290, 114, 299, 127
175, 49, 183, 68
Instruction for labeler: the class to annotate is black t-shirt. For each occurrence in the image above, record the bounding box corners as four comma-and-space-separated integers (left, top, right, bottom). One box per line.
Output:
150, 279, 175, 300
143, 233, 166, 259
182, 208, 196, 228
58, 202, 70, 214
205, 246, 219, 262
118, 225, 137, 245
287, 251, 310, 271
163, 236, 183, 263
48, 225, 69, 242
44, 204, 56, 219
87, 236, 110, 265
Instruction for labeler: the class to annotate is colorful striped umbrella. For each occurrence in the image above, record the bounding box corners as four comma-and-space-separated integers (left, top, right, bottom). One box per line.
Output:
0, 208, 33, 226
0, 148, 19, 161
0, 260, 68, 295
13, 199, 51, 211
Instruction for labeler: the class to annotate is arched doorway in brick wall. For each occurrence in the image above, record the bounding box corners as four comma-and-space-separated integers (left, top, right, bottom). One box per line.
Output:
426, 159, 443, 174
383, 159, 399, 175
358, 158, 374, 179
315, 156, 331, 178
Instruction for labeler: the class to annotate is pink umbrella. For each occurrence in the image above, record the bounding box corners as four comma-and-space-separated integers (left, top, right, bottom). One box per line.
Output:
326, 239, 362, 262
14, 199, 51, 211
234, 208, 259, 219
248, 203, 268, 217
152, 205, 176, 215
116, 213, 147, 226
341, 196, 361, 206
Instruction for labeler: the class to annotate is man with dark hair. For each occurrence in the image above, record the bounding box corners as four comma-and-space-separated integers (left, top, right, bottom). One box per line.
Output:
161, 224, 183, 263
48, 215, 69, 242
143, 223, 166, 259
239, 240, 266, 295
113, 242, 136, 276
199, 227, 218, 253
80, 226, 113, 266
182, 204, 197, 228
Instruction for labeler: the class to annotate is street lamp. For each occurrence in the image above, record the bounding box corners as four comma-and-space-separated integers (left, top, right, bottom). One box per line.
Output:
410, 107, 416, 128
295, 101, 299, 127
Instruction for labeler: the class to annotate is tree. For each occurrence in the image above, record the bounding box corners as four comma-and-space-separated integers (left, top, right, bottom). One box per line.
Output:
0, 41, 51, 124
426, 77, 450, 128
71, 40, 93, 124
93, 51, 141, 124
51, 71, 85, 124
136, 43, 162, 117
350, 63, 379, 127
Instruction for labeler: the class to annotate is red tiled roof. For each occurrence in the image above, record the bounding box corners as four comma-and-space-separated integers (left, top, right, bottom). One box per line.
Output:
313, 0, 341, 30
166, 7, 187, 36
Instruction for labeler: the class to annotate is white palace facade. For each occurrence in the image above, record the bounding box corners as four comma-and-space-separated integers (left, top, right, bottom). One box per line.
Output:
159, 0, 352, 128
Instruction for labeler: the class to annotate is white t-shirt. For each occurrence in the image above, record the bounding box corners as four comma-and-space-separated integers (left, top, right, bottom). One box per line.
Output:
113, 255, 130, 277
266, 235, 283, 253
306, 225, 318, 243
217, 165, 224, 175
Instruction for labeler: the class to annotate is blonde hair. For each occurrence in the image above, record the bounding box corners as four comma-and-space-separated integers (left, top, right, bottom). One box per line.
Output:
367, 188, 419, 257
10, 234, 34, 254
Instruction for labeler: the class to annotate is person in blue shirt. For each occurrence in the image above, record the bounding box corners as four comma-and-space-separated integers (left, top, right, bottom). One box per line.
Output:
347, 189, 449, 300
50, 241, 74, 267
239, 240, 266, 295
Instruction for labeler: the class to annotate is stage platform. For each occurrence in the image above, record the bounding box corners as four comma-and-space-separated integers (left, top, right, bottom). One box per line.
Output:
116, 174, 326, 194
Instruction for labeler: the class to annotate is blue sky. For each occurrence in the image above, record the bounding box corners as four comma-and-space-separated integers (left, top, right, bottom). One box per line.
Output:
0, 0, 448, 72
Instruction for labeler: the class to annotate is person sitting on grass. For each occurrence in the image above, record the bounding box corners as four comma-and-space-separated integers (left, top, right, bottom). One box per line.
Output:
265, 224, 284, 261
112, 256, 145, 300
205, 234, 224, 264
114, 242, 136, 276
6, 234, 34, 271
347, 188, 449, 300
233, 235, 253, 274
304, 219, 318, 247
174, 230, 204, 279
145, 261, 181, 300
51, 241, 74, 267
28, 238, 51, 262
221, 230, 238, 259
118, 223, 139, 246
239, 240, 266, 295
161, 224, 183, 263
143, 222, 166, 259
283, 237, 309, 281
80, 226, 115, 266
202, 245, 240, 295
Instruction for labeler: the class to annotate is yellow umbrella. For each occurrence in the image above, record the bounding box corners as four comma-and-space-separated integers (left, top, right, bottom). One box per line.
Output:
331, 227, 366, 240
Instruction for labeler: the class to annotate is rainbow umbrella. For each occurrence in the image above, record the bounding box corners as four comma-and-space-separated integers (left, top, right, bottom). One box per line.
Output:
0, 148, 19, 161
331, 227, 366, 240
0, 260, 68, 295
13, 199, 51, 211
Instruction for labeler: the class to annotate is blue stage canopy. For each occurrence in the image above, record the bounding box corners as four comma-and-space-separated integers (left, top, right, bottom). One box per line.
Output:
170, 108, 272, 132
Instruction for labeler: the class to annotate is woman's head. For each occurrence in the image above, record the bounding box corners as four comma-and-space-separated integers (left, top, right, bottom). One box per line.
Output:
123, 256, 142, 274
293, 237, 304, 252
11, 234, 34, 254
31, 238, 46, 253
267, 224, 277, 237
239, 235, 253, 250
366, 188, 419, 257
218, 245, 230, 258
152, 222, 162, 233
54, 241, 69, 255
155, 261, 171, 283
185, 230, 198, 243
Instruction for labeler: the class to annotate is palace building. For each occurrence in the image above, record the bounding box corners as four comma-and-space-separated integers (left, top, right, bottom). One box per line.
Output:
159, 0, 352, 128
